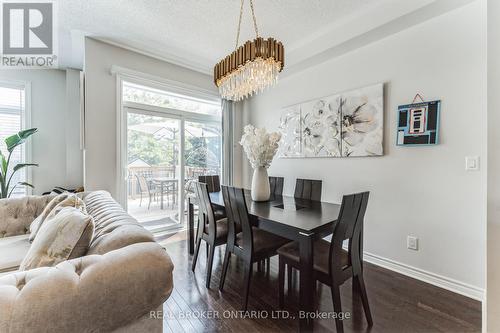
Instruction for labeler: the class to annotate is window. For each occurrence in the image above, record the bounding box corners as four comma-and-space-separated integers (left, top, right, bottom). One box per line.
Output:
123, 82, 221, 117
0, 82, 28, 196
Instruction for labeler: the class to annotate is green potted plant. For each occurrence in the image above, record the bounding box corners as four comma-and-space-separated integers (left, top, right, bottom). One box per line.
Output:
0, 128, 38, 198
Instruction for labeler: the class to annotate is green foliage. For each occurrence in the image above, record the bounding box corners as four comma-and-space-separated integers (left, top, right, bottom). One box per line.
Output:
5, 128, 38, 152
127, 130, 175, 166
0, 128, 38, 198
126, 113, 221, 170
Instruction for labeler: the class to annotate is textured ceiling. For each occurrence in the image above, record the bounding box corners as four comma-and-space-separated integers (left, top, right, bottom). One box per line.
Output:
57, 0, 383, 70
56, 0, 470, 73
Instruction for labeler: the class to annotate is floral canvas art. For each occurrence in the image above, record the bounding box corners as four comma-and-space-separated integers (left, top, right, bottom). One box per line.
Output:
278, 83, 384, 158
278, 105, 302, 157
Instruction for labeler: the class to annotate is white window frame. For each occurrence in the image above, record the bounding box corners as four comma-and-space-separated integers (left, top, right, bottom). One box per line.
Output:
0, 79, 33, 196
113, 67, 222, 226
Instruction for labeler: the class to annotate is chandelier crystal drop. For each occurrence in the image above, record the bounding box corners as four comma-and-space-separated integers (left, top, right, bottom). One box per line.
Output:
214, 0, 284, 101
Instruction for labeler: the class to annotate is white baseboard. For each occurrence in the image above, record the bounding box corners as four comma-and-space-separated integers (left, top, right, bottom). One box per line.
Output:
362, 250, 485, 302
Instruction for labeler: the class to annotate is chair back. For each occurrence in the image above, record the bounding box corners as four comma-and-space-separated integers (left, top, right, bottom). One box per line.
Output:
269, 176, 284, 196
194, 181, 217, 239
329, 192, 370, 278
294, 178, 322, 201
221, 186, 253, 258
136, 174, 150, 194
198, 175, 221, 193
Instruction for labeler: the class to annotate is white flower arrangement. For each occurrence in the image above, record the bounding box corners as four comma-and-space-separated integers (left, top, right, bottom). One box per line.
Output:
240, 125, 282, 169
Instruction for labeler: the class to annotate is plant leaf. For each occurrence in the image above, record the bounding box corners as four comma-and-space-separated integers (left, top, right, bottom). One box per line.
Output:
6, 184, 17, 198
0, 150, 6, 194
6, 163, 38, 192
7, 181, 35, 198
18, 181, 34, 188
5, 128, 38, 152
13, 163, 38, 172
0, 150, 6, 176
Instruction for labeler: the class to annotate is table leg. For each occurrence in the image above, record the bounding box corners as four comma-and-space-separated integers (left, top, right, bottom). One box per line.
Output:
188, 198, 194, 255
160, 182, 164, 210
299, 232, 314, 332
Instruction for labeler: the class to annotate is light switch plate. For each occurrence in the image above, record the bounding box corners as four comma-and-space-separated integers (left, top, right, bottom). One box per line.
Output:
407, 236, 418, 251
465, 156, 479, 171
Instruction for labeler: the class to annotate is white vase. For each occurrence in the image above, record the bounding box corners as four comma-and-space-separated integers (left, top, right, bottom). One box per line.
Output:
251, 166, 270, 202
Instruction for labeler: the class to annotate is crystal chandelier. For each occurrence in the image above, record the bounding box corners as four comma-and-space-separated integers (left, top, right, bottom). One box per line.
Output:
214, 0, 284, 101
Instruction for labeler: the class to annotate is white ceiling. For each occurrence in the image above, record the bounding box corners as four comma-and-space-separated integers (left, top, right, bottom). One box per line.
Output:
56, 0, 475, 74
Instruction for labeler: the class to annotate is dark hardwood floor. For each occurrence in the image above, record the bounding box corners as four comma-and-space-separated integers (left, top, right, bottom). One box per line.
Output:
159, 233, 481, 333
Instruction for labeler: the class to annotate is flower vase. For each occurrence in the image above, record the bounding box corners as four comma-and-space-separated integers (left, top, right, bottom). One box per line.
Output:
251, 166, 270, 202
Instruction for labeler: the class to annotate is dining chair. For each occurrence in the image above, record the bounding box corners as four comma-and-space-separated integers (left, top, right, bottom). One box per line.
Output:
277, 192, 373, 333
269, 176, 284, 196
219, 185, 290, 311
198, 175, 225, 220
191, 181, 229, 288
294, 178, 322, 201
198, 175, 221, 193
252, 176, 284, 271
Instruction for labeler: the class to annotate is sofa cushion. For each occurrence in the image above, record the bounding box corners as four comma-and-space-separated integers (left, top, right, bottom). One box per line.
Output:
82, 191, 154, 255
29, 193, 86, 242
20, 207, 95, 270
0, 242, 173, 333
0, 195, 55, 238
0, 234, 31, 273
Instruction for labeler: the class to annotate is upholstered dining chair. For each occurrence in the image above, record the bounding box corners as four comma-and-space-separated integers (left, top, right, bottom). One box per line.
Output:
219, 186, 290, 311
269, 176, 284, 196
191, 181, 228, 288
277, 192, 373, 333
294, 178, 322, 201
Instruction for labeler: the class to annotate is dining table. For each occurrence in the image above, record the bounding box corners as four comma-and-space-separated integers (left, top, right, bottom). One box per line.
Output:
187, 190, 341, 332
152, 177, 178, 210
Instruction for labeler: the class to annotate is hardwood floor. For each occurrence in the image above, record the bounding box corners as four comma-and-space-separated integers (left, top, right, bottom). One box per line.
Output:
159, 233, 481, 332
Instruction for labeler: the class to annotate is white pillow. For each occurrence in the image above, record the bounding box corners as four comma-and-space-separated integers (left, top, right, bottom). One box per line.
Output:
29, 193, 86, 242
21, 207, 94, 270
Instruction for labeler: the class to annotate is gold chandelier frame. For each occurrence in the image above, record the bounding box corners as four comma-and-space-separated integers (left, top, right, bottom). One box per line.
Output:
214, 37, 284, 87
213, 0, 285, 92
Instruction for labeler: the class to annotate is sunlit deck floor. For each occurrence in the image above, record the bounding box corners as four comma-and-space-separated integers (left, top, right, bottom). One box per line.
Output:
127, 197, 179, 232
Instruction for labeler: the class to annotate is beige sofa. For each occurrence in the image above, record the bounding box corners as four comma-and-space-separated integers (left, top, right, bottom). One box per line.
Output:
0, 191, 174, 333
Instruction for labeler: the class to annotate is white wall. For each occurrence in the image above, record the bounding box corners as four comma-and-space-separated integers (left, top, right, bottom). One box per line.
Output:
245, 1, 486, 296
83, 38, 217, 198
0, 69, 83, 194
65, 69, 84, 189
487, 0, 500, 329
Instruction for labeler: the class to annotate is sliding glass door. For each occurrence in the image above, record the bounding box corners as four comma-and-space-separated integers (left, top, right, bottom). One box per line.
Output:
127, 111, 181, 232
120, 80, 221, 234
184, 120, 222, 185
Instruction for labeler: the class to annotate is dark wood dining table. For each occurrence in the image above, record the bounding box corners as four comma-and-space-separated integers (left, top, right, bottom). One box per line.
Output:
187, 190, 341, 332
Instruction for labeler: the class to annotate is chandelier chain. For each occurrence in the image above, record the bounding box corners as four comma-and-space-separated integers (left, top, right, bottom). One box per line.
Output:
234, 0, 260, 50
235, 0, 245, 50
249, 0, 259, 38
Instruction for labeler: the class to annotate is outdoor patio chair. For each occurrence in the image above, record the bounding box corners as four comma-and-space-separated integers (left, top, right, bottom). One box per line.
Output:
136, 174, 161, 209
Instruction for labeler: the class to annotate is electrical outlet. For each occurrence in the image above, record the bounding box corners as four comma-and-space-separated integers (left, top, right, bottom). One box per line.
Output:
465, 156, 479, 171
407, 236, 418, 251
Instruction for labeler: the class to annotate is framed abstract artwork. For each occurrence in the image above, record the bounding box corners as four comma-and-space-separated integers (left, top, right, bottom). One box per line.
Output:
396, 100, 441, 146
278, 83, 384, 158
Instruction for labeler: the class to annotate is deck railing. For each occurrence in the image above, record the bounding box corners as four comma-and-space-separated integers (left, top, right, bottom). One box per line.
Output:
127, 165, 220, 198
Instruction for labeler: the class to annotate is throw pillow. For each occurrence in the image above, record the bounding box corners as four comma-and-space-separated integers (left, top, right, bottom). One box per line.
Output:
29, 193, 86, 242
20, 207, 94, 270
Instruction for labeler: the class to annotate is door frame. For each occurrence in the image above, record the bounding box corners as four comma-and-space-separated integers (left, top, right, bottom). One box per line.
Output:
115, 73, 221, 227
